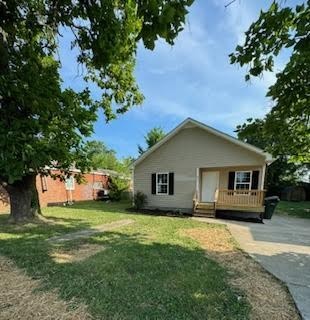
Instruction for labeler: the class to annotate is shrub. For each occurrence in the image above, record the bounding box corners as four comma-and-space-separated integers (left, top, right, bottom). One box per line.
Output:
108, 177, 129, 202
174, 209, 183, 216
134, 191, 147, 210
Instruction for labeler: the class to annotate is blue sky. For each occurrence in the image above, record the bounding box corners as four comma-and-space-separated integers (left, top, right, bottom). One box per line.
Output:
59, 0, 293, 159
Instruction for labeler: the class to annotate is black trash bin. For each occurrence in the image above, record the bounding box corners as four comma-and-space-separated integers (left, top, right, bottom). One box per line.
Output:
264, 196, 280, 219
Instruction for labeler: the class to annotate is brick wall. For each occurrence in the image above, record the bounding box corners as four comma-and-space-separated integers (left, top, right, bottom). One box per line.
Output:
0, 185, 9, 213
0, 171, 109, 212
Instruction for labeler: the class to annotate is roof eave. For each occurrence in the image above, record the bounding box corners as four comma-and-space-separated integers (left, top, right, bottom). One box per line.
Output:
133, 118, 273, 167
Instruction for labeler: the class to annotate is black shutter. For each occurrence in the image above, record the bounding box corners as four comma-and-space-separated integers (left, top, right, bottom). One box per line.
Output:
228, 171, 235, 190
168, 172, 174, 195
251, 171, 259, 190
151, 173, 156, 194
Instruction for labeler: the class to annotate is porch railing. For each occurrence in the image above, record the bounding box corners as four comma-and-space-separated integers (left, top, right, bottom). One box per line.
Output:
193, 191, 198, 211
216, 189, 265, 207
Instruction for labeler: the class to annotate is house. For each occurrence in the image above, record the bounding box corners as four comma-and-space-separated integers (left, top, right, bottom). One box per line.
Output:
0, 168, 115, 212
133, 118, 274, 218
37, 168, 113, 206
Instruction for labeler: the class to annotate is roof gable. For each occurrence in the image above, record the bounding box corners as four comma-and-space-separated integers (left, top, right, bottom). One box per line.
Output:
133, 118, 273, 167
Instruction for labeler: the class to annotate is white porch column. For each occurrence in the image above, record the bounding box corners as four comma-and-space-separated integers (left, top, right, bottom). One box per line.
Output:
261, 164, 266, 190
196, 168, 200, 202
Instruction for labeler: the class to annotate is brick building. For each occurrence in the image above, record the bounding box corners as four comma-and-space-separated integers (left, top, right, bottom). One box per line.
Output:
0, 169, 114, 213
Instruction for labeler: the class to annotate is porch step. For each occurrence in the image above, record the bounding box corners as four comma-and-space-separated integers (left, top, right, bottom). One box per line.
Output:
194, 202, 216, 218
193, 209, 216, 218
196, 202, 215, 210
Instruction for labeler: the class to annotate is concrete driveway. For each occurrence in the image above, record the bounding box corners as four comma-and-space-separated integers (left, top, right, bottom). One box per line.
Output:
194, 215, 310, 320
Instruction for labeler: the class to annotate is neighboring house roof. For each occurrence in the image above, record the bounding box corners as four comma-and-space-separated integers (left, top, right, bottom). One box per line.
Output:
133, 117, 274, 167
92, 168, 120, 176
44, 166, 120, 177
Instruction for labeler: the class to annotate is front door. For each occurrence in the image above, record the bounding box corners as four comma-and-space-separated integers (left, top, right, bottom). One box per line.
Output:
201, 171, 219, 202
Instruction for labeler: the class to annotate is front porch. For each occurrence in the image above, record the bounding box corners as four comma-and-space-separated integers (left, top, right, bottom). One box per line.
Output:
193, 166, 266, 217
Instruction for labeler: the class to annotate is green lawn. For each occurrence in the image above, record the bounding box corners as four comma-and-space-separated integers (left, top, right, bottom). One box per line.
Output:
276, 201, 310, 219
0, 201, 250, 319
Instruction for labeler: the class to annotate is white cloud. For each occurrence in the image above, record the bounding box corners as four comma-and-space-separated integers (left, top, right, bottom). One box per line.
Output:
132, 89, 270, 132
137, 14, 213, 77
96, 1, 284, 155
211, 0, 257, 44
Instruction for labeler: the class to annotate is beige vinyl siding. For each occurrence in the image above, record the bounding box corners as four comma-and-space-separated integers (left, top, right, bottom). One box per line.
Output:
134, 126, 266, 210
200, 166, 263, 190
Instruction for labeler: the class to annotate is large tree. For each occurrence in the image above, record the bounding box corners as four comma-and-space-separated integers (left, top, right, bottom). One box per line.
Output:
0, 0, 194, 222
236, 118, 308, 195
85, 140, 133, 175
138, 127, 166, 155
230, 1, 310, 163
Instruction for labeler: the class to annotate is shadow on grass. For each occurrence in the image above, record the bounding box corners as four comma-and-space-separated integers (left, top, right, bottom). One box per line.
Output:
53, 200, 130, 213
60, 201, 194, 221
0, 226, 249, 319
0, 213, 93, 240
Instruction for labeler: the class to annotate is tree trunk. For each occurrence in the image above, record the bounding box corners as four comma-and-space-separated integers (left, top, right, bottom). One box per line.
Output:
6, 174, 41, 222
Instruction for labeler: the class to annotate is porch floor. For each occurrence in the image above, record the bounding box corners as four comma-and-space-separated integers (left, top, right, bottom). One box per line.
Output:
215, 204, 265, 213
193, 201, 265, 218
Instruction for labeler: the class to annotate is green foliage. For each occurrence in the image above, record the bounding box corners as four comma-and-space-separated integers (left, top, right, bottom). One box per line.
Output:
0, 0, 193, 190
133, 191, 148, 209
120, 157, 135, 175
85, 140, 133, 176
85, 140, 118, 170
0, 201, 250, 319
138, 127, 166, 155
276, 201, 310, 219
230, 1, 310, 163
108, 177, 129, 202
236, 119, 268, 150
236, 118, 309, 194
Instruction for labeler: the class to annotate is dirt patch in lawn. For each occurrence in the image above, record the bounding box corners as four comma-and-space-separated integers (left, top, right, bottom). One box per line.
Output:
51, 243, 105, 264
0, 257, 92, 320
183, 227, 300, 320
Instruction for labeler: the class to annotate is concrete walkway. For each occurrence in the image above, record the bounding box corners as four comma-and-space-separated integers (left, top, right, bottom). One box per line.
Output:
193, 215, 310, 320
48, 219, 134, 243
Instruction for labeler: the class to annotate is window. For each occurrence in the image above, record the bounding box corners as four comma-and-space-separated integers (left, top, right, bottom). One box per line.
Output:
41, 176, 48, 192
156, 173, 168, 195
234, 171, 252, 190
93, 181, 103, 190
65, 176, 75, 190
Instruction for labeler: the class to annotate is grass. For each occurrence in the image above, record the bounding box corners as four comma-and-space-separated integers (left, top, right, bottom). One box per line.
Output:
0, 201, 250, 319
275, 201, 310, 219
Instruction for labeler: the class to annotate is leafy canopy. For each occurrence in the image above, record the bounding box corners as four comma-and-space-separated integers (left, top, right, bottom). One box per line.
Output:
85, 140, 133, 176
0, 0, 194, 184
138, 127, 166, 155
236, 119, 309, 194
230, 1, 310, 163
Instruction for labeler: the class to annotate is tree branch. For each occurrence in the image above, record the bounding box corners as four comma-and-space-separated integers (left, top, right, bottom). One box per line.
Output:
225, 0, 237, 8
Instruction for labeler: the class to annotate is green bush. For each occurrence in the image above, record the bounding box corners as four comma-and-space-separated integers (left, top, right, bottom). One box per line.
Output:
108, 177, 129, 201
134, 191, 147, 210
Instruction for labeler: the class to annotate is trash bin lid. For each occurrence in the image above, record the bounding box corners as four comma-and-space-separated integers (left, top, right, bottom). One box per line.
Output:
265, 196, 280, 202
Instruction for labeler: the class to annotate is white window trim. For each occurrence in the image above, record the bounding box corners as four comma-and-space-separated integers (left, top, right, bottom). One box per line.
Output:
234, 171, 252, 192
156, 172, 169, 195
41, 176, 48, 192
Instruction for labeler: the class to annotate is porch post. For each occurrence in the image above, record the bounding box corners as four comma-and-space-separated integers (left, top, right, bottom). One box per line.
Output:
196, 168, 200, 202
261, 165, 266, 190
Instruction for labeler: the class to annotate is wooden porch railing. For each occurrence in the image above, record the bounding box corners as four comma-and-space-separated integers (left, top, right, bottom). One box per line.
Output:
216, 189, 265, 207
193, 191, 198, 211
